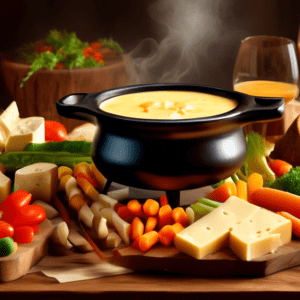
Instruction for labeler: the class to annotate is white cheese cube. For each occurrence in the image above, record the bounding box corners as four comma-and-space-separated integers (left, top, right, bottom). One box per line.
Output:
5, 117, 45, 152
0, 101, 20, 140
14, 162, 58, 203
0, 171, 11, 203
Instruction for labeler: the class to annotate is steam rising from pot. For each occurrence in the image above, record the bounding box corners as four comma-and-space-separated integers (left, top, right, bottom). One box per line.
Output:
125, 0, 247, 87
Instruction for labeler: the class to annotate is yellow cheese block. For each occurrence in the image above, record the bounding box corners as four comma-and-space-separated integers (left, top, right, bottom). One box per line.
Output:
0, 171, 11, 203
174, 196, 292, 261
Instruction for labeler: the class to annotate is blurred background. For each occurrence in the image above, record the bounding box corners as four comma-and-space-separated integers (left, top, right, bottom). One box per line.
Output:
0, 0, 299, 110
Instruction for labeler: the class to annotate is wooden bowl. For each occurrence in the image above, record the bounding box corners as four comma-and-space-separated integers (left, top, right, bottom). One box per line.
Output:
0, 53, 129, 132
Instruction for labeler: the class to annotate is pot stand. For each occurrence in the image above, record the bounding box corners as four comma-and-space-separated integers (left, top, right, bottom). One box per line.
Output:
103, 179, 180, 208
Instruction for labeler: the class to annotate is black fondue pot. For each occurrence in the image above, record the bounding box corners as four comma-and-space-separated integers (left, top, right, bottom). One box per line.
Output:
56, 84, 284, 207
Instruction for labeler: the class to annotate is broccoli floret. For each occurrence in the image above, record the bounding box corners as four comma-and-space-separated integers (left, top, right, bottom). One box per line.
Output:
270, 166, 300, 196
237, 131, 276, 183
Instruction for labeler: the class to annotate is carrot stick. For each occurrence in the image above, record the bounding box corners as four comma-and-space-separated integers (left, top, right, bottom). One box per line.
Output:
158, 204, 174, 229
90, 163, 107, 192
143, 199, 160, 217
159, 195, 169, 207
53, 196, 71, 228
247, 173, 264, 203
269, 159, 292, 177
131, 236, 141, 250
117, 205, 135, 223
205, 181, 237, 202
158, 223, 184, 246
127, 199, 144, 217
138, 231, 159, 252
277, 211, 300, 238
236, 180, 248, 201
172, 207, 189, 227
251, 188, 300, 219
69, 193, 88, 211
131, 217, 144, 241
145, 216, 158, 233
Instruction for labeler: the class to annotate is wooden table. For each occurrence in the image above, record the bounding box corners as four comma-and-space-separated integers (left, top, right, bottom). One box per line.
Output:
1, 257, 300, 300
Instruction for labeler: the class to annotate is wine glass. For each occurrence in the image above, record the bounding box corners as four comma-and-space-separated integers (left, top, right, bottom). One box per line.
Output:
233, 35, 299, 142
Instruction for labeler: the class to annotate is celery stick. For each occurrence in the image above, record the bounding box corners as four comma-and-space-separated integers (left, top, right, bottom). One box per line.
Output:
231, 174, 239, 184
0, 151, 92, 172
197, 197, 222, 208
188, 202, 214, 223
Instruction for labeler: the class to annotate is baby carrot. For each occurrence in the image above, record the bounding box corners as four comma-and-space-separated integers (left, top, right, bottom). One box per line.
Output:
159, 195, 169, 207
158, 205, 174, 229
139, 231, 159, 252
269, 159, 292, 177
117, 205, 135, 223
172, 207, 189, 227
158, 223, 184, 246
145, 216, 158, 233
205, 181, 237, 202
277, 211, 300, 238
131, 217, 144, 241
236, 179, 248, 201
251, 188, 300, 219
247, 173, 263, 203
143, 199, 160, 217
131, 236, 141, 250
127, 199, 144, 217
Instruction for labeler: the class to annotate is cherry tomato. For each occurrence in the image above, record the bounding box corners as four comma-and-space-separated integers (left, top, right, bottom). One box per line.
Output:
0, 221, 14, 239
13, 226, 34, 244
45, 120, 68, 142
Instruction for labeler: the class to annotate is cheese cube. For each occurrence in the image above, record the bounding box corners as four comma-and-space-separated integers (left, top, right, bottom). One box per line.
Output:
174, 196, 292, 261
5, 117, 45, 152
0, 101, 20, 140
14, 163, 58, 203
0, 171, 11, 203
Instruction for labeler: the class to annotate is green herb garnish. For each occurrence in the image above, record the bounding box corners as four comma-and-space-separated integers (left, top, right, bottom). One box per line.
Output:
16, 29, 123, 88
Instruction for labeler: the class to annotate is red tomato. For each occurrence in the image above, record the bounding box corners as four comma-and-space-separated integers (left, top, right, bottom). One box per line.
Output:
45, 120, 68, 142
0, 221, 14, 239
13, 226, 34, 244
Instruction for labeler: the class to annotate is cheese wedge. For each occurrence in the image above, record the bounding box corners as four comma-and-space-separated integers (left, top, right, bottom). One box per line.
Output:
174, 196, 292, 261
0, 101, 20, 140
0, 171, 11, 204
14, 162, 58, 203
5, 117, 45, 152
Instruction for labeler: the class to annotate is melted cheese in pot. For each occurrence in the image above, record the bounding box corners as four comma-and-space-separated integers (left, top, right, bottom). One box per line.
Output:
99, 91, 238, 119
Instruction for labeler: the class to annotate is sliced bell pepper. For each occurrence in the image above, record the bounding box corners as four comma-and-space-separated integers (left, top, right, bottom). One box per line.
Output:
0, 190, 46, 227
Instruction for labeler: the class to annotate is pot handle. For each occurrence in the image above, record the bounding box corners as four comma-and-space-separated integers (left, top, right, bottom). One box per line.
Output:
238, 96, 285, 123
56, 93, 99, 123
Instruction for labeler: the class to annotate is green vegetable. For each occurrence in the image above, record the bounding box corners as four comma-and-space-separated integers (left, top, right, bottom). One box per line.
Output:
17, 29, 121, 87
23, 141, 92, 156
0, 151, 92, 172
186, 203, 214, 224
98, 38, 123, 55
268, 166, 300, 196
0, 237, 15, 257
237, 131, 275, 183
211, 176, 236, 189
197, 197, 222, 208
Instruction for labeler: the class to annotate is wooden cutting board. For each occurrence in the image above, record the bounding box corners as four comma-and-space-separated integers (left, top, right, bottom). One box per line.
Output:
0, 218, 53, 282
111, 239, 300, 277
